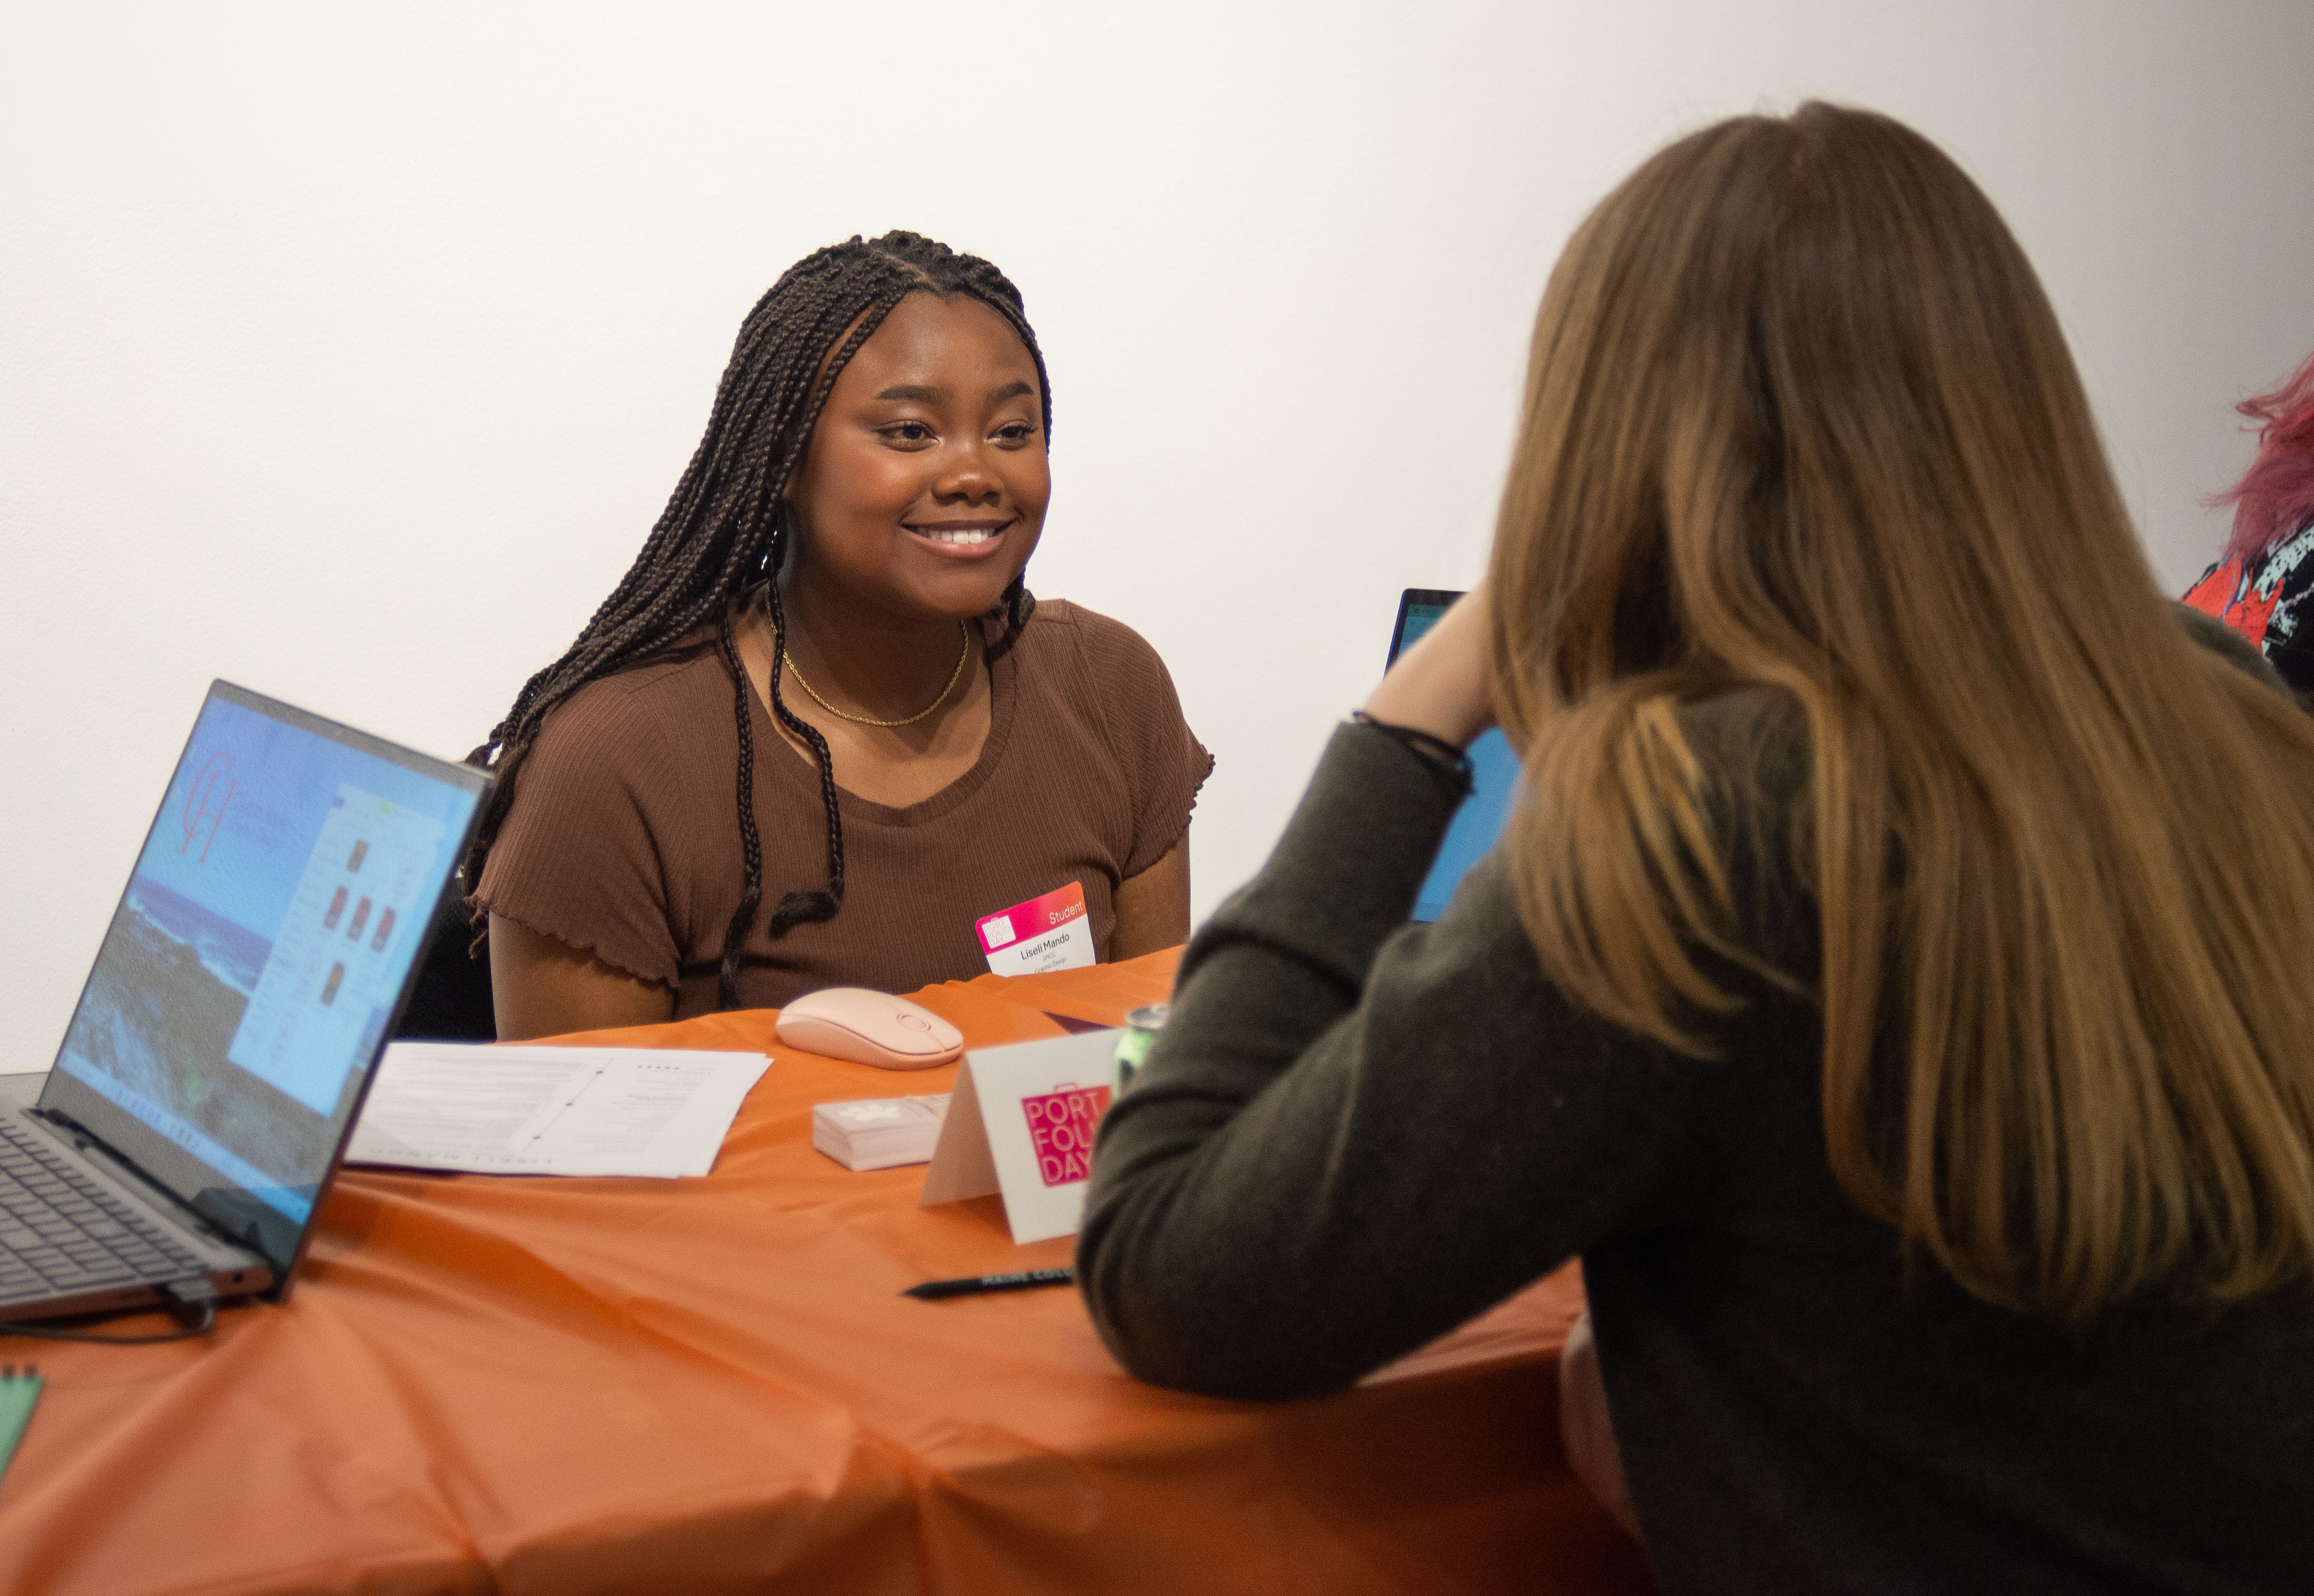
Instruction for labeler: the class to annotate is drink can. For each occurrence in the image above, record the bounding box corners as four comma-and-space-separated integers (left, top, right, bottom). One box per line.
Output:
1111, 1003, 1169, 1098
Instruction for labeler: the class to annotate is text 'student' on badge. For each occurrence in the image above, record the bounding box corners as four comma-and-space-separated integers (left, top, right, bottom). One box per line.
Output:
975, 881, 1096, 978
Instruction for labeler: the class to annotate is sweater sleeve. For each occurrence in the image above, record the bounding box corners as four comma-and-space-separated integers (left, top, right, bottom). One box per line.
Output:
2172, 599, 2290, 689
1076, 721, 1727, 1400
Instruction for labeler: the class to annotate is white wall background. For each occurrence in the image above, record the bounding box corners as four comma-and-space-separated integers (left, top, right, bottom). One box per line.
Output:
4, 1, 2312, 1072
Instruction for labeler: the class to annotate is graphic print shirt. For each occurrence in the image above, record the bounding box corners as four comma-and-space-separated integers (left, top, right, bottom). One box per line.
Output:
2184, 516, 2314, 692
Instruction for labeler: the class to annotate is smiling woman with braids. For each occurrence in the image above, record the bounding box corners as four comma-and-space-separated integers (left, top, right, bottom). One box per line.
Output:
468, 232, 1209, 1039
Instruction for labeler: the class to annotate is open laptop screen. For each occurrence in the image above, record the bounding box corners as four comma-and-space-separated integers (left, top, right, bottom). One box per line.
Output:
1388, 590, 1523, 922
46, 682, 486, 1267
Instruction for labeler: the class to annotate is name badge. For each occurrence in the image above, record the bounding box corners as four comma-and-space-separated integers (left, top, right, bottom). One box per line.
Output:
975, 881, 1096, 976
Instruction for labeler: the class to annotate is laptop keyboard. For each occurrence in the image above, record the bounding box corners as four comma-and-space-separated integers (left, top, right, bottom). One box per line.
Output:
0, 1119, 207, 1300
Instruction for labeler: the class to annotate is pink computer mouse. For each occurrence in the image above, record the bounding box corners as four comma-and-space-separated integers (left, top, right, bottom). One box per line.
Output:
774, 987, 965, 1070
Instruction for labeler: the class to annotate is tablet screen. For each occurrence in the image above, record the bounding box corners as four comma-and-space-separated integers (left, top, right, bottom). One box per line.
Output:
1388, 590, 1522, 922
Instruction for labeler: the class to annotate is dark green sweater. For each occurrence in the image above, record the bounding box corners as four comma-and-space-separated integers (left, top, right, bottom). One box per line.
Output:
1079, 648, 2314, 1594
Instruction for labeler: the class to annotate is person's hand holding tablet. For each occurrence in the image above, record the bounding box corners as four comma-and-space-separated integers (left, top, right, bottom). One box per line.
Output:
1361, 580, 1497, 751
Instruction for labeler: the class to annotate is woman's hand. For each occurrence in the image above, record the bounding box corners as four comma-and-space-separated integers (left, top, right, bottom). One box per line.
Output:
1361, 585, 1497, 749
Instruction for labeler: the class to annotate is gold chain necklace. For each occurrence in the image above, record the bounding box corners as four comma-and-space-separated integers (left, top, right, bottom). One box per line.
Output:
782, 621, 972, 729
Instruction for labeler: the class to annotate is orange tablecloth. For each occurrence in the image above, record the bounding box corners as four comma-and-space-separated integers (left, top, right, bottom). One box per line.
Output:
0, 951, 1653, 1595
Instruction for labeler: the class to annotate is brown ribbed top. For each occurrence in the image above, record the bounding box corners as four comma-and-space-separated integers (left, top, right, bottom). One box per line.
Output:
474, 599, 1212, 1016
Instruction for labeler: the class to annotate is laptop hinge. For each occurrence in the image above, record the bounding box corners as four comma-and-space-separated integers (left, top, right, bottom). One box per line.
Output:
24, 1107, 246, 1254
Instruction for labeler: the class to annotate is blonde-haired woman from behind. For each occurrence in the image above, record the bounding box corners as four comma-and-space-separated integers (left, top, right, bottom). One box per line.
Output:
1077, 102, 2314, 1594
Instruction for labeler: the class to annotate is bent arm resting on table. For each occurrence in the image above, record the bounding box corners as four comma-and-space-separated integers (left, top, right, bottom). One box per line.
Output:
1110, 835, 1191, 961
490, 915, 676, 1041
1076, 722, 1721, 1400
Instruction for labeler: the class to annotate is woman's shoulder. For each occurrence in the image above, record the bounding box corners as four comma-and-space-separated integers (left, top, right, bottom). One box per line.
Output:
1015, 597, 1175, 694
1673, 599, 2285, 767
1019, 595, 1145, 650
1673, 684, 1809, 790
1007, 596, 1209, 835
542, 638, 725, 728
522, 639, 731, 775
2172, 596, 2294, 691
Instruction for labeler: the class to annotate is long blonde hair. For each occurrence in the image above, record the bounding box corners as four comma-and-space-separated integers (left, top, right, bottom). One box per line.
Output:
1490, 103, 2314, 1320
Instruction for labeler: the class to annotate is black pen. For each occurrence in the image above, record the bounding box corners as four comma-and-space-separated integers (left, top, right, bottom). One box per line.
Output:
902, 1267, 1074, 1300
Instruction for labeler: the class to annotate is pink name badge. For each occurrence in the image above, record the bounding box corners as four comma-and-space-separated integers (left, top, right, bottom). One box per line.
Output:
975, 881, 1096, 977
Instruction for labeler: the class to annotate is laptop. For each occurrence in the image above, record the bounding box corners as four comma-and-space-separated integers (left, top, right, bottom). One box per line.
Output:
1387, 589, 1524, 922
1, 682, 489, 1325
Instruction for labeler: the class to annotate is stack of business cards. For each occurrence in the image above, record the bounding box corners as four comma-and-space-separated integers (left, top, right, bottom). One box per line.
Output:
812, 1094, 951, 1172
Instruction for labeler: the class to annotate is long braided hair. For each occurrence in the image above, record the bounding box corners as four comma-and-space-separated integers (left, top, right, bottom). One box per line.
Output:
466, 231, 1052, 1009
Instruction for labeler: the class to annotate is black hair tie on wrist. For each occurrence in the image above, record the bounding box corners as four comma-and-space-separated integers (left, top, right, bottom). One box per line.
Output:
1350, 711, 1476, 799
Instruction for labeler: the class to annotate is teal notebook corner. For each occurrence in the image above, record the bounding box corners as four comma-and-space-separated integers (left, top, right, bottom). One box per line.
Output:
0, 1366, 41, 1484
